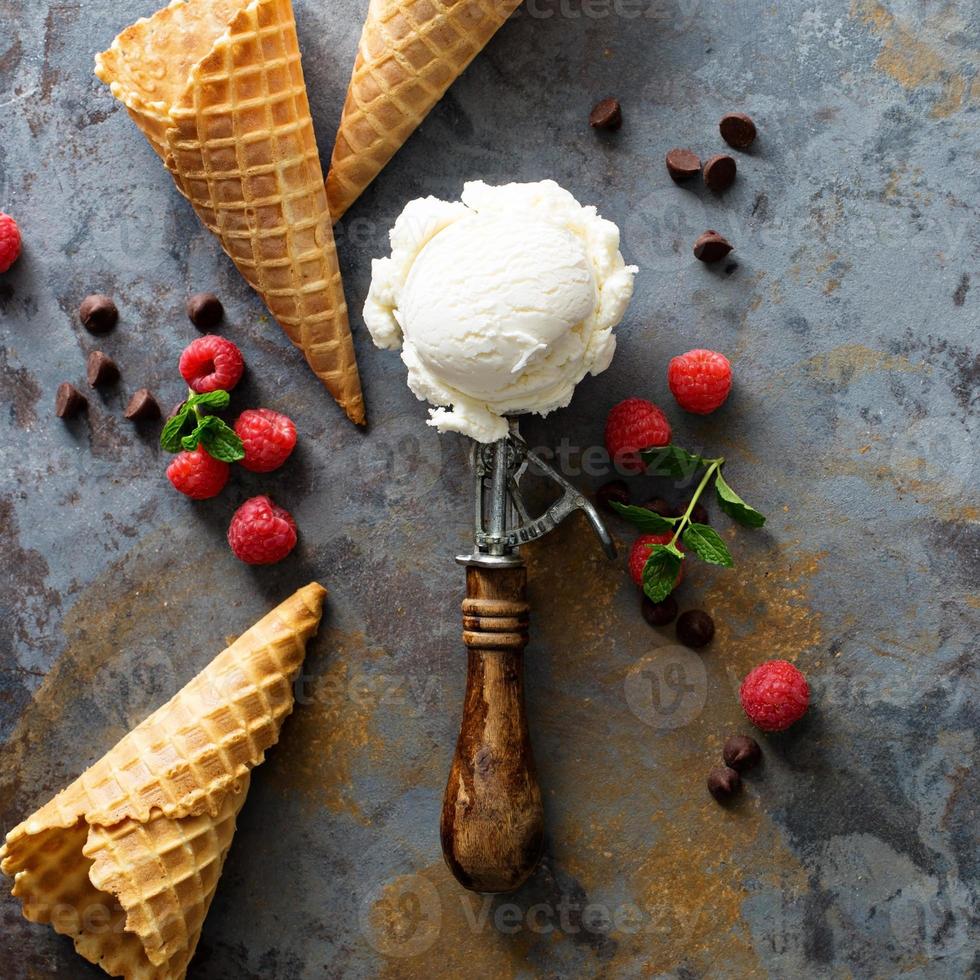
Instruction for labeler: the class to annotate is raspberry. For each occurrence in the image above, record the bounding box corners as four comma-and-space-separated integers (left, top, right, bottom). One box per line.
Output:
166, 445, 230, 499
739, 660, 810, 732
179, 335, 244, 393
628, 533, 685, 587
605, 398, 672, 474
234, 408, 297, 472
228, 495, 297, 564
0, 213, 22, 273
668, 349, 732, 415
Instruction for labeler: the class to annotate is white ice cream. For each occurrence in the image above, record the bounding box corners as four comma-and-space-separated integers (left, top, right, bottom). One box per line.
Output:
364, 180, 637, 442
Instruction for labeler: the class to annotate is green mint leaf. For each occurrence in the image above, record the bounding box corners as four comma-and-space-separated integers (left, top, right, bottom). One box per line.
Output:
641, 444, 706, 480
610, 501, 677, 533
188, 389, 230, 411
197, 417, 244, 463
714, 469, 766, 528
642, 544, 683, 603
682, 523, 734, 567
160, 403, 191, 453
180, 416, 213, 452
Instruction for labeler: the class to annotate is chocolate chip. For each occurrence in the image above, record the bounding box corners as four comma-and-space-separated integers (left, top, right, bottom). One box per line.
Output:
703, 154, 737, 192
186, 292, 224, 330
672, 500, 710, 524
693, 230, 733, 263
78, 294, 118, 334
167, 400, 187, 421
676, 609, 715, 648
707, 765, 741, 802
589, 98, 622, 131
719, 112, 757, 150
124, 388, 160, 421
665, 148, 701, 182
641, 594, 678, 627
55, 382, 87, 418
723, 734, 762, 772
595, 479, 630, 513
86, 351, 119, 387
642, 498, 673, 517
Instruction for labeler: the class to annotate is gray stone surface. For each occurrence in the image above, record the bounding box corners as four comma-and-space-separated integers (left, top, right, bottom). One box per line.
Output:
1, 0, 978, 977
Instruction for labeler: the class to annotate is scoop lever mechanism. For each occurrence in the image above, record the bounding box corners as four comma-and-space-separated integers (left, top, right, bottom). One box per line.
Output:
456, 420, 616, 568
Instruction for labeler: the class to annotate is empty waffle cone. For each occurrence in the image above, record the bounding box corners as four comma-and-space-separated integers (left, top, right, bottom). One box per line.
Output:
95, 0, 365, 425
0, 582, 326, 980
326, 0, 523, 219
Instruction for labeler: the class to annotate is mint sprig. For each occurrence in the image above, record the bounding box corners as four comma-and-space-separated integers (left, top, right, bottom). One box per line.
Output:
159, 389, 244, 462
616, 444, 765, 602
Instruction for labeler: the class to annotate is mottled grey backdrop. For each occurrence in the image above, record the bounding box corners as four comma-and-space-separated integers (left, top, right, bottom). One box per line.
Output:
1, 0, 978, 977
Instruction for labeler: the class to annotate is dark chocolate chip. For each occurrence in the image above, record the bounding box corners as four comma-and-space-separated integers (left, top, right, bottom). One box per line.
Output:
703, 154, 737, 192
642, 498, 673, 517
124, 388, 160, 421
589, 98, 622, 131
55, 383, 87, 418
676, 609, 715, 648
78, 294, 118, 334
693, 230, 733, 263
672, 500, 710, 524
595, 479, 630, 513
186, 292, 224, 330
665, 148, 701, 182
707, 765, 742, 802
719, 112, 757, 150
723, 734, 762, 772
86, 351, 119, 387
641, 594, 678, 627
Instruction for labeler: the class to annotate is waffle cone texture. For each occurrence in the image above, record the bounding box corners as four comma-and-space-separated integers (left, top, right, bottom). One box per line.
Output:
95, 0, 365, 424
326, 0, 522, 219
0, 583, 326, 980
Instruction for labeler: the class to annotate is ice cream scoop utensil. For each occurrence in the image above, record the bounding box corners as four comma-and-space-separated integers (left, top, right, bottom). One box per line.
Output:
441, 422, 614, 892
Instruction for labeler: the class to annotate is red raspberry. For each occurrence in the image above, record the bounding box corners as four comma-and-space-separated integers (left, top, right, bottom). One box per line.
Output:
605, 398, 672, 474
234, 408, 297, 472
179, 335, 244, 393
228, 495, 297, 564
0, 213, 22, 273
628, 533, 685, 587
739, 660, 810, 732
668, 349, 732, 415
166, 445, 230, 499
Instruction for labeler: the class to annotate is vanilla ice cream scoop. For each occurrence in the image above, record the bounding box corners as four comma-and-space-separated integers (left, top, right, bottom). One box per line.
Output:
364, 180, 637, 442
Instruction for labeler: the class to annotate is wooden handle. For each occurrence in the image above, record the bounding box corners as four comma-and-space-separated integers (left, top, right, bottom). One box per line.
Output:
440, 564, 544, 893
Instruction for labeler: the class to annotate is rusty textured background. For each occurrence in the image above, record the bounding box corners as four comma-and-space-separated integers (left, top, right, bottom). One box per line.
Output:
1, 0, 979, 976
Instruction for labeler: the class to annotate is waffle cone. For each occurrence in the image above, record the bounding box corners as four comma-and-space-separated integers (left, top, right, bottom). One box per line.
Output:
0, 583, 326, 980
95, 0, 365, 425
326, 0, 522, 219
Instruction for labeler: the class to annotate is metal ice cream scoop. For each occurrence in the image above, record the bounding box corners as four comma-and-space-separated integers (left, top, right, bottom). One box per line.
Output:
441, 420, 615, 893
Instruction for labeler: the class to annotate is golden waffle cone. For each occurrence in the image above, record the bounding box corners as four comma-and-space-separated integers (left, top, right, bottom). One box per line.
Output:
326, 0, 522, 219
95, 0, 365, 425
0, 583, 326, 980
